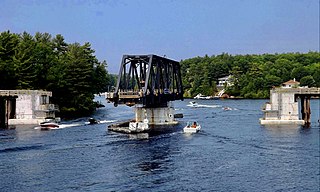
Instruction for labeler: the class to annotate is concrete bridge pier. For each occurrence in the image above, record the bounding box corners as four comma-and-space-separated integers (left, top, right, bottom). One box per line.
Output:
260, 87, 320, 126
135, 104, 177, 126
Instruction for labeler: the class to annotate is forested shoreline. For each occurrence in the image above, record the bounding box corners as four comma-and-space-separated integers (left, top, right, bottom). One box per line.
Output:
0, 31, 111, 118
1, 30, 319, 118
180, 52, 320, 98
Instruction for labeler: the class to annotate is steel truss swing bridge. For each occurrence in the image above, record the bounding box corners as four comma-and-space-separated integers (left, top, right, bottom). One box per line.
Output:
106, 55, 184, 107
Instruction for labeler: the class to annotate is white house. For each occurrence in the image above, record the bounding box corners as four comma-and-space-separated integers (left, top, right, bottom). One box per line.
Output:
217, 75, 233, 88
282, 79, 300, 88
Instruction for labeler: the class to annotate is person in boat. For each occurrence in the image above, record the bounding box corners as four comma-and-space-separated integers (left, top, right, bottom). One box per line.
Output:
88, 118, 98, 125
192, 122, 197, 128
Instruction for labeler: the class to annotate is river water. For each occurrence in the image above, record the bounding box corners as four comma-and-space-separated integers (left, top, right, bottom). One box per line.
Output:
0, 97, 319, 192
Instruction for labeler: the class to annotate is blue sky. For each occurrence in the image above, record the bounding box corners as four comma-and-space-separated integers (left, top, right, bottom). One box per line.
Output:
1, 0, 319, 73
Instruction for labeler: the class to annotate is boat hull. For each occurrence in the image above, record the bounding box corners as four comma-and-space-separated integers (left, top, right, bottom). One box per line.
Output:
40, 122, 59, 129
183, 125, 201, 133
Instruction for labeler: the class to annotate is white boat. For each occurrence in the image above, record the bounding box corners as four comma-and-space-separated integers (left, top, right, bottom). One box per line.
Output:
194, 93, 212, 100
187, 101, 221, 108
223, 107, 232, 111
39, 118, 59, 130
187, 101, 199, 107
40, 122, 59, 130
183, 121, 201, 133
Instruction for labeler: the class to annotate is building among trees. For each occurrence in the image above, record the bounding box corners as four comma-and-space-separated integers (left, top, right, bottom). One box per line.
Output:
282, 79, 300, 88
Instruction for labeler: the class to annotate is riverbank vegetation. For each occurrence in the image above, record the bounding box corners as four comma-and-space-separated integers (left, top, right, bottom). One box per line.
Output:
0, 31, 111, 118
181, 52, 320, 98
1, 30, 319, 117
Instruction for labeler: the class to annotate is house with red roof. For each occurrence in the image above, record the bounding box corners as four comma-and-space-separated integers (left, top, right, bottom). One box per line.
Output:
282, 79, 300, 88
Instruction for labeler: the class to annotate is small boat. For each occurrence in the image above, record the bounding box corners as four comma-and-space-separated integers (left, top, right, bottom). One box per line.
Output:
40, 122, 59, 130
39, 118, 59, 130
223, 107, 232, 111
194, 93, 212, 100
183, 121, 201, 133
88, 118, 99, 125
187, 101, 199, 107
187, 101, 221, 108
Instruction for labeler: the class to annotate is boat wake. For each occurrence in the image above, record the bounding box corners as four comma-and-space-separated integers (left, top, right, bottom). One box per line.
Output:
34, 120, 116, 130
84, 120, 115, 125
187, 101, 221, 108
222, 107, 238, 111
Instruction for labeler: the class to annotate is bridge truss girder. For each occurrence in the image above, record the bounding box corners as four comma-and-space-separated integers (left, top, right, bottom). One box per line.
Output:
108, 54, 184, 107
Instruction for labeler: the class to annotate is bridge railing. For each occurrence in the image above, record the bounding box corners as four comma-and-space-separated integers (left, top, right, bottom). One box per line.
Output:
118, 91, 141, 99
273, 87, 320, 94
0, 90, 52, 96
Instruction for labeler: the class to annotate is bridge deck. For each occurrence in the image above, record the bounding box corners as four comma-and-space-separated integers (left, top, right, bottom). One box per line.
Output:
0, 90, 52, 97
272, 87, 320, 96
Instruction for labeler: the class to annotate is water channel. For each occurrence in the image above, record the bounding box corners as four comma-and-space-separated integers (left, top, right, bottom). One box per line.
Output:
0, 97, 319, 191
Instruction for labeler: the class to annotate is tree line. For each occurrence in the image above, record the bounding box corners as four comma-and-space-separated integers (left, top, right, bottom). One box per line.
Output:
0, 31, 111, 118
1, 30, 319, 118
180, 52, 320, 98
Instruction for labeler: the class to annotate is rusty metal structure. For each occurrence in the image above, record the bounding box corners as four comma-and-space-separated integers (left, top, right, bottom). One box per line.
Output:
107, 55, 183, 107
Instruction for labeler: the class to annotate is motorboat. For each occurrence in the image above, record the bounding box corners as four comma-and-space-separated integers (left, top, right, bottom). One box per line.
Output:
187, 101, 221, 108
223, 107, 232, 111
40, 122, 59, 129
39, 118, 59, 130
194, 93, 212, 100
88, 118, 99, 125
187, 101, 199, 107
183, 121, 201, 133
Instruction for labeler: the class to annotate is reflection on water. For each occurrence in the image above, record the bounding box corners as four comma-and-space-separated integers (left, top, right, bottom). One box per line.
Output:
263, 125, 301, 136
128, 133, 149, 140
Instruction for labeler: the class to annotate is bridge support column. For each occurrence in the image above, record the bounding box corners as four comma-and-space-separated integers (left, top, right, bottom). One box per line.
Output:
0, 97, 17, 128
0, 97, 6, 128
135, 105, 177, 126
301, 96, 311, 126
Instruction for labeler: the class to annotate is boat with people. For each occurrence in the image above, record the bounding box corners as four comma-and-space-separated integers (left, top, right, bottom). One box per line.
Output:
88, 117, 99, 125
183, 121, 201, 133
39, 117, 60, 130
223, 107, 232, 111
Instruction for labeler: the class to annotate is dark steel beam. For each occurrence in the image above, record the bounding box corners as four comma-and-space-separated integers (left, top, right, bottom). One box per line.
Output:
108, 54, 184, 107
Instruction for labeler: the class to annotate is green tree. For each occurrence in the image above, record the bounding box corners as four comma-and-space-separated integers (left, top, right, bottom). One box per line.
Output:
33, 32, 56, 90
56, 42, 101, 117
14, 32, 37, 89
300, 76, 315, 87
290, 66, 310, 81
0, 31, 19, 89
93, 60, 109, 93
181, 52, 319, 99
0, 31, 110, 118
